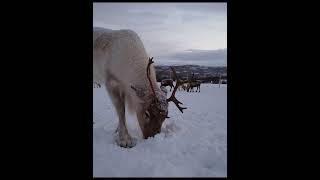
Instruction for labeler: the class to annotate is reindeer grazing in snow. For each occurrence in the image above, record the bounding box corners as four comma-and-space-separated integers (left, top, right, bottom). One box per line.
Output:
93, 27, 186, 148
187, 80, 201, 92
160, 79, 174, 92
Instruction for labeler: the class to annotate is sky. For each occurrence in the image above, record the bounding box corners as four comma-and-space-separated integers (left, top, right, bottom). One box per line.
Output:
93, 3, 227, 67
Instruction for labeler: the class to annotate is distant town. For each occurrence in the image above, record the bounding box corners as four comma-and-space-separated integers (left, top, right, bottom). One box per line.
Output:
155, 65, 227, 84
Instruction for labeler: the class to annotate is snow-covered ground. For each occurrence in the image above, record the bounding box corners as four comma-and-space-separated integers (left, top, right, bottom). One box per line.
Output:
93, 83, 227, 177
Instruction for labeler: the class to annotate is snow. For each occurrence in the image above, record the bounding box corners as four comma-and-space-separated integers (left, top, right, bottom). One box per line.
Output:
93, 83, 227, 177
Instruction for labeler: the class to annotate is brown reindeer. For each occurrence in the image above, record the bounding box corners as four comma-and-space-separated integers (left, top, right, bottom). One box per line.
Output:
93, 82, 101, 88
187, 80, 201, 92
178, 82, 188, 91
160, 79, 174, 91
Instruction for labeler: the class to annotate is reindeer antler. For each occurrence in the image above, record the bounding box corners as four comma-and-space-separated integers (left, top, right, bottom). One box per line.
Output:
147, 57, 156, 97
167, 67, 187, 113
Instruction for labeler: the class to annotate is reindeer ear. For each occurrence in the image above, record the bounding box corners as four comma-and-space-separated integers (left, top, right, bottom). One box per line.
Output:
131, 85, 146, 99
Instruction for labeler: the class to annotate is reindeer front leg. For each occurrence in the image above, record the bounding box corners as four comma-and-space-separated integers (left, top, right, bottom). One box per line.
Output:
115, 99, 136, 148
105, 81, 136, 148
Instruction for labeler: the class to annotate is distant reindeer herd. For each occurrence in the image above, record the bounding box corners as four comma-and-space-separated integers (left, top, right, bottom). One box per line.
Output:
95, 75, 223, 92
185, 80, 201, 92
158, 72, 227, 93
95, 73, 204, 91
160, 77, 201, 93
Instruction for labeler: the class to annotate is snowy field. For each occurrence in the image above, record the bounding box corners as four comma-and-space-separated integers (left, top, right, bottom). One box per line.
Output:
93, 83, 227, 177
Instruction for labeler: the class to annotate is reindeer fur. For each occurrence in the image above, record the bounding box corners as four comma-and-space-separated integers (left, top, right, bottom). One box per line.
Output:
93, 27, 168, 148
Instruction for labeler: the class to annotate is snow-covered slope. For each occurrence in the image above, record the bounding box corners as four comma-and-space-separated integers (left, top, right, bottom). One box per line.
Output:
93, 83, 227, 177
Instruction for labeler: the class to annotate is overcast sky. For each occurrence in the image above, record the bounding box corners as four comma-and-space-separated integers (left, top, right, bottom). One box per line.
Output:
93, 3, 227, 66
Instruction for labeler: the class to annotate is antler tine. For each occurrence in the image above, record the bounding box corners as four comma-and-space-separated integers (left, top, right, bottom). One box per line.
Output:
147, 57, 156, 97
167, 67, 187, 113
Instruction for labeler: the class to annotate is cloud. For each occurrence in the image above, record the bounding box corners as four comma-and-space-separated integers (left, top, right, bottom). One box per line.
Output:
157, 48, 227, 66
176, 3, 227, 13
93, 3, 169, 27
93, 3, 227, 65
174, 49, 227, 60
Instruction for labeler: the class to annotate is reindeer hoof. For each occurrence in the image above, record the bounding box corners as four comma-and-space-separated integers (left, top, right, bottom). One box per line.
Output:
115, 133, 137, 148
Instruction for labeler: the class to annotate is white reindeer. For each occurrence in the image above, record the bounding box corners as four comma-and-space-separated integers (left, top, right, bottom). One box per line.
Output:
93, 27, 186, 148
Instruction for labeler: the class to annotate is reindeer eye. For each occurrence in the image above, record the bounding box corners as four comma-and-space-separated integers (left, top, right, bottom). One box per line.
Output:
159, 110, 166, 116
145, 111, 150, 118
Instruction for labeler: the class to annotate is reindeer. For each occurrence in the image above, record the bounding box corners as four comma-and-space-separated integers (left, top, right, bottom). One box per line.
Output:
160, 79, 174, 91
177, 81, 188, 91
93, 82, 101, 88
187, 80, 201, 92
93, 27, 186, 148
182, 84, 187, 91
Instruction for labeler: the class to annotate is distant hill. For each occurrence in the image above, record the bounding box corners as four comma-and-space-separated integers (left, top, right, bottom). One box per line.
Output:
155, 65, 227, 83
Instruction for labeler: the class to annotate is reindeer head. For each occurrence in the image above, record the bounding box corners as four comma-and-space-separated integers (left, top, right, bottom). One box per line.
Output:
131, 57, 187, 139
